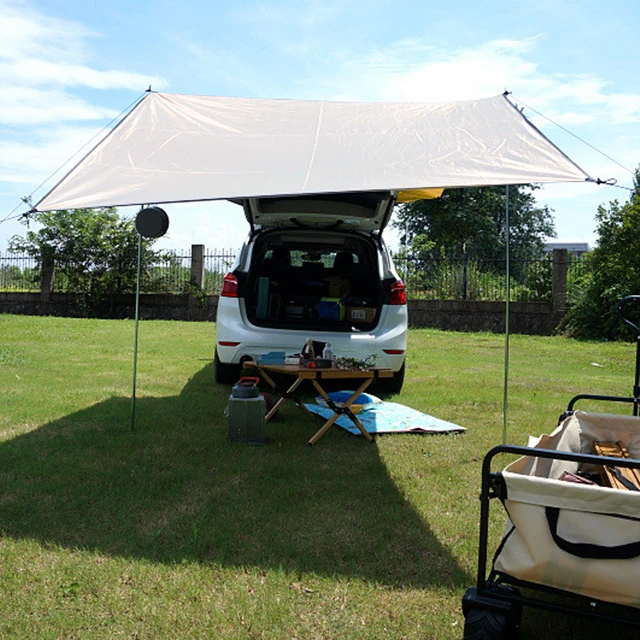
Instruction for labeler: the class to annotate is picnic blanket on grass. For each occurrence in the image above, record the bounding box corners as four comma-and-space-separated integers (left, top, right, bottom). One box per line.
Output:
304, 401, 466, 436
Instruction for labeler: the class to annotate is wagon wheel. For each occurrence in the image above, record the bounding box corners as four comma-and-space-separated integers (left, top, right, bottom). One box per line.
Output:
463, 607, 510, 639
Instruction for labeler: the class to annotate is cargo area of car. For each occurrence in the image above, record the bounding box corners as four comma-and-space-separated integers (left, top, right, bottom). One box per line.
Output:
243, 230, 383, 331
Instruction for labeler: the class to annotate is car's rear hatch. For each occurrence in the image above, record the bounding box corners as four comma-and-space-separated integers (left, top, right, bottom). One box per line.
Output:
241, 191, 396, 234
227, 192, 404, 333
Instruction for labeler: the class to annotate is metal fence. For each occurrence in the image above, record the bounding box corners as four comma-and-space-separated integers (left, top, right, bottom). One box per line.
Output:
144, 248, 238, 294
0, 252, 40, 292
394, 254, 587, 302
143, 251, 192, 294
0, 248, 586, 301
0, 248, 240, 295
203, 249, 238, 294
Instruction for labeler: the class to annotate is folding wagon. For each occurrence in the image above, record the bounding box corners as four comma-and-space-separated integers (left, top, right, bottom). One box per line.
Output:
462, 296, 640, 638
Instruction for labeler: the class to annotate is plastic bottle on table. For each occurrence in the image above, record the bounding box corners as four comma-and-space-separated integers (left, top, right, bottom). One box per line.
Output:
322, 343, 334, 361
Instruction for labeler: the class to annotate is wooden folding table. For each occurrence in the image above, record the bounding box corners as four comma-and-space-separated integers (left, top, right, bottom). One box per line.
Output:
245, 361, 393, 445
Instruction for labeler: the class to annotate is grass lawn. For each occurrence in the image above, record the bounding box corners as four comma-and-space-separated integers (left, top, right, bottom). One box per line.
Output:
1, 314, 639, 638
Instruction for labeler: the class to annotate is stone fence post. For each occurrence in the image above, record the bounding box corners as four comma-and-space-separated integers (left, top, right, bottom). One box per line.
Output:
190, 244, 205, 287
189, 244, 206, 313
551, 248, 568, 325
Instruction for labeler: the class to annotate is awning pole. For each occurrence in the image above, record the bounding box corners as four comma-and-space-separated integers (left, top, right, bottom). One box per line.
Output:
502, 185, 510, 444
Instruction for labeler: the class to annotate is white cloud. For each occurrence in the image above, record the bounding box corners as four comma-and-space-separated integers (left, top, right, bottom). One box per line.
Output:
0, 86, 117, 125
0, 0, 168, 237
0, 1, 166, 127
333, 38, 640, 134
0, 59, 163, 90
607, 94, 640, 125
0, 0, 92, 62
0, 125, 110, 185
543, 75, 610, 106
346, 39, 542, 103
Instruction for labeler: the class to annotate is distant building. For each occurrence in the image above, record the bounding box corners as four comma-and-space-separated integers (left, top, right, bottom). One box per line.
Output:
543, 242, 591, 257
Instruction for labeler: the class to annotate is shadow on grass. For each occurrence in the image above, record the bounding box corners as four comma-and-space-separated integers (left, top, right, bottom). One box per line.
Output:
0, 363, 469, 589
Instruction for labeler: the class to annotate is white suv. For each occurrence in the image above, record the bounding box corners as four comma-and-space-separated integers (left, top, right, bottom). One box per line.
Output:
215, 192, 407, 393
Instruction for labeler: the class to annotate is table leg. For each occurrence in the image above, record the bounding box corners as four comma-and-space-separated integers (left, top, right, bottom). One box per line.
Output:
307, 378, 374, 445
263, 375, 316, 423
256, 368, 278, 391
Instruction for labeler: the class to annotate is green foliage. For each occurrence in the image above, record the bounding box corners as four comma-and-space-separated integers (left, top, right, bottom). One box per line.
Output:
0, 264, 39, 291
0, 264, 22, 286
394, 184, 556, 263
393, 186, 556, 303
334, 354, 378, 370
181, 280, 209, 308
393, 242, 556, 302
146, 256, 190, 293
392, 234, 442, 295
565, 169, 640, 340
8, 207, 166, 313
203, 268, 228, 294
521, 253, 553, 301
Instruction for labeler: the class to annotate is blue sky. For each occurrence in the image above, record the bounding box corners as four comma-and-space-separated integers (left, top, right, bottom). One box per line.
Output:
1, 0, 638, 252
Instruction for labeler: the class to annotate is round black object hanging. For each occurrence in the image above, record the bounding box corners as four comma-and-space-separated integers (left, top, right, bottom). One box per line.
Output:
135, 206, 169, 238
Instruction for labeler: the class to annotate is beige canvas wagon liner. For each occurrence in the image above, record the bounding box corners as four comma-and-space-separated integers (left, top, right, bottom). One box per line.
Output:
494, 411, 640, 608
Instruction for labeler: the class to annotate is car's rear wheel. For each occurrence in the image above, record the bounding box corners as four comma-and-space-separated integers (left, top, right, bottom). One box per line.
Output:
372, 361, 405, 395
215, 349, 241, 384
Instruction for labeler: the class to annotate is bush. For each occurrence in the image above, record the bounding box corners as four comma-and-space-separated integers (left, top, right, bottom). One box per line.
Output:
564, 169, 640, 340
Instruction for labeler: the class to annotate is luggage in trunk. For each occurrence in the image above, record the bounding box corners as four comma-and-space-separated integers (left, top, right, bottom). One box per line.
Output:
247, 240, 381, 330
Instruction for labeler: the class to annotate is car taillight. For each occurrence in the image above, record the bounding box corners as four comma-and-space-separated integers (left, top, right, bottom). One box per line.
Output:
389, 279, 406, 305
220, 273, 239, 298
383, 349, 405, 355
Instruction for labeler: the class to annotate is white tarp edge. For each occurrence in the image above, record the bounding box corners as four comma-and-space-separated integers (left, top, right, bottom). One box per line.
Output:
35, 92, 591, 212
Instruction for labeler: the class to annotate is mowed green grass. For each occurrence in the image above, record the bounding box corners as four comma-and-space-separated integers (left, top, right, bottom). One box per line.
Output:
1, 314, 639, 639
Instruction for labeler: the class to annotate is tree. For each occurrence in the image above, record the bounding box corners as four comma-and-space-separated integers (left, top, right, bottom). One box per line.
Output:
9, 207, 165, 314
394, 184, 556, 263
565, 169, 640, 340
0, 264, 32, 290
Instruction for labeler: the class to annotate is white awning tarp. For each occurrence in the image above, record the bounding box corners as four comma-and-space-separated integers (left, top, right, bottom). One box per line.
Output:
35, 92, 591, 212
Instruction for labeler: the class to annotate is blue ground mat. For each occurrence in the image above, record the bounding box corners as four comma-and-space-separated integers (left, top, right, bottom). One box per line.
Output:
304, 401, 466, 436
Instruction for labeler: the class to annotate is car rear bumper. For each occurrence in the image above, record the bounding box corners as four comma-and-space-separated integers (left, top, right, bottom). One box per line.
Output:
216, 300, 407, 372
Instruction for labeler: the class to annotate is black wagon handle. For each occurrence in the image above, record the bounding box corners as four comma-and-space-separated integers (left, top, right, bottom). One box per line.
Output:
617, 295, 640, 335
545, 507, 640, 560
